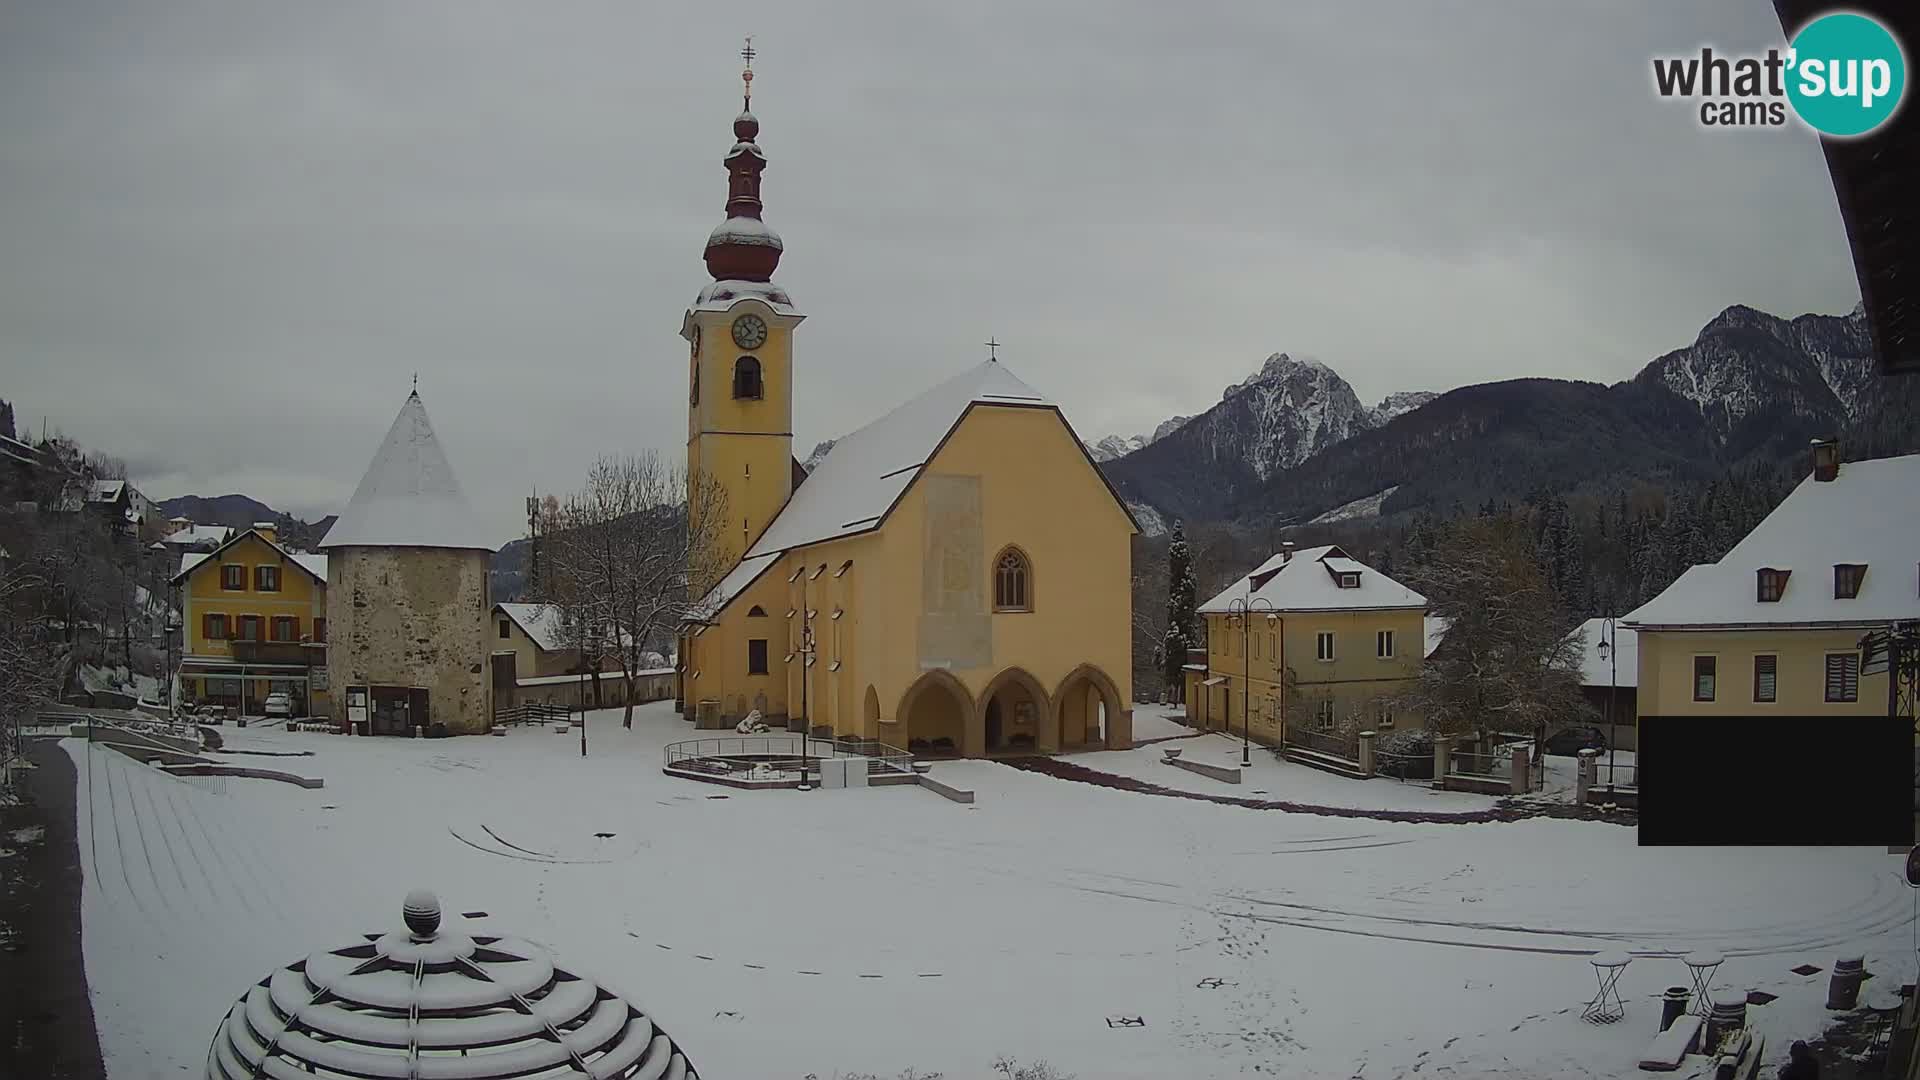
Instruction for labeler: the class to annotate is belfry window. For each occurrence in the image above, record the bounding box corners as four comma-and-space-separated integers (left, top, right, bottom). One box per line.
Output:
993, 547, 1032, 612
733, 356, 763, 400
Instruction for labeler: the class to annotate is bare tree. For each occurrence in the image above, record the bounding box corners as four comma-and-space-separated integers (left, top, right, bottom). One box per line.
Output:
1400, 515, 1589, 756
533, 454, 730, 728
0, 513, 79, 790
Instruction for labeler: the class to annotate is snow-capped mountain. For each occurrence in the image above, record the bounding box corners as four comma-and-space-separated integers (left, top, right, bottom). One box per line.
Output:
1085, 415, 1194, 463
802, 439, 836, 471
1107, 302, 1895, 530
1367, 391, 1439, 426
1634, 303, 1877, 446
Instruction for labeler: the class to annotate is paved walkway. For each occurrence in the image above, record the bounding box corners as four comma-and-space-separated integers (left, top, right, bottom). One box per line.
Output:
0, 738, 106, 1079
1004, 755, 1636, 826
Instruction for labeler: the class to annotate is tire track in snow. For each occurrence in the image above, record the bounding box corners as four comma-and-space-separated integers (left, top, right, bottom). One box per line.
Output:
128, 757, 194, 910
115, 753, 184, 920
150, 773, 222, 911
165, 764, 267, 919
95, 746, 157, 928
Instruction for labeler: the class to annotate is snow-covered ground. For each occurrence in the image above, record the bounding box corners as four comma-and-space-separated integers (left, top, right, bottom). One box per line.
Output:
71, 703, 1912, 1079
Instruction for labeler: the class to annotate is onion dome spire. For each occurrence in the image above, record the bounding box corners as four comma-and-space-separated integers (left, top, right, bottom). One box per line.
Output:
705, 36, 783, 283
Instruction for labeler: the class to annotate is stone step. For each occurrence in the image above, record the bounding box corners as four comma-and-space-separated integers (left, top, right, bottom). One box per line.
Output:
1282, 745, 1370, 780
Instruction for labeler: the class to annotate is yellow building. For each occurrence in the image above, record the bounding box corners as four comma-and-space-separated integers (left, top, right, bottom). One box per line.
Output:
1624, 444, 1916, 724
674, 72, 1137, 757
171, 524, 329, 717
1186, 544, 1426, 759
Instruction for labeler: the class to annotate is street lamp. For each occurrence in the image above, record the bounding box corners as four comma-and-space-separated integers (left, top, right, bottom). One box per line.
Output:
796, 623, 816, 791
1596, 617, 1618, 792
1226, 596, 1278, 769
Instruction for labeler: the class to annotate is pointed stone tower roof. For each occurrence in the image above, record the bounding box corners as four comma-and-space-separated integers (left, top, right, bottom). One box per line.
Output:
318, 391, 497, 552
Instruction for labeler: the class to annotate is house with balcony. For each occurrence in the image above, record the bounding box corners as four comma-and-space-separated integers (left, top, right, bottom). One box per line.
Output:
171, 523, 329, 717
1185, 542, 1427, 772
1623, 441, 1917, 726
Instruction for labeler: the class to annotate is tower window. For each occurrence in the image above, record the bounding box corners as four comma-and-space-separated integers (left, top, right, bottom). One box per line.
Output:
733, 356, 763, 400
747, 638, 769, 676
993, 547, 1031, 612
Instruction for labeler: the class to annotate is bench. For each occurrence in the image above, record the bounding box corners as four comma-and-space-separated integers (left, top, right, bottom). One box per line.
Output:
1638, 1015, 1703, 1071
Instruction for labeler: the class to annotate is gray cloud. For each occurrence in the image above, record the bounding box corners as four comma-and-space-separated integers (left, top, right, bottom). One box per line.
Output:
0, 1, 1862, 543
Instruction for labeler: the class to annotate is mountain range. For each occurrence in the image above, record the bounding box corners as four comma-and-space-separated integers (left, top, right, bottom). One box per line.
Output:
1101, 303, 1893, 534
155, 494, 337, 550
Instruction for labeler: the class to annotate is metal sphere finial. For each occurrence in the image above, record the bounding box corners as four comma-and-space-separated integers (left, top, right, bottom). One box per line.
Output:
402, 889, 441, 938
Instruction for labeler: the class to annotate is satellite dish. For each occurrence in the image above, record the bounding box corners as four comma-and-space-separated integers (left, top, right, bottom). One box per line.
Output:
1905, 845, 1920, 888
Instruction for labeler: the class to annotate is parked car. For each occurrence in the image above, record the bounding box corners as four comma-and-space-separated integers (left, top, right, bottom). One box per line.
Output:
264, 692, 294, 719
1542, 725, 1608, 756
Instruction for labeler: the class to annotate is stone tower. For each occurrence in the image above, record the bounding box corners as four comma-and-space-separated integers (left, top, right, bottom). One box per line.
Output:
320, 391, 498, 735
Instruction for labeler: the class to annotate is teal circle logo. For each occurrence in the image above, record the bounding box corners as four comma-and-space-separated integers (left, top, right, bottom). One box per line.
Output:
1786, 12, 1906, 137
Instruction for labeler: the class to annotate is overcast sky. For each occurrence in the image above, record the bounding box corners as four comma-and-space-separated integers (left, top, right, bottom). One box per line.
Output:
0, 2, 1865, 545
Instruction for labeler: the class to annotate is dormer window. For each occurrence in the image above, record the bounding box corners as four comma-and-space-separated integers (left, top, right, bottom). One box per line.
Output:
1338, 573, 1360, 589
1833, 564, 1866, 599
1756, 568, 1790, 603
732, 356, 763, 400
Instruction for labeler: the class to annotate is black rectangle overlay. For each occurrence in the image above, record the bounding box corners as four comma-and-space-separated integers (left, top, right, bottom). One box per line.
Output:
1639, 716, 1912, 846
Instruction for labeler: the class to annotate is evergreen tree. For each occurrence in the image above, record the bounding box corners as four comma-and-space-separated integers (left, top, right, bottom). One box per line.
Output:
1161, 520, 1199, 698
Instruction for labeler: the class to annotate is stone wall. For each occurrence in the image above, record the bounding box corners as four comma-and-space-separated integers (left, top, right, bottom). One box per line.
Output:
327, 546, 492, 735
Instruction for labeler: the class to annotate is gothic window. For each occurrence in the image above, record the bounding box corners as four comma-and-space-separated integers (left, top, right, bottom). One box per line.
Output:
733, 356, 763, 400
993, 547, 1031, 612
747, 605, 767, 617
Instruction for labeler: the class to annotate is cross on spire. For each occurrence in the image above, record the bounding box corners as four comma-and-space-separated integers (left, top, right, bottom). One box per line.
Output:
411, 372, 418, 393
740, 36, 756, 109
985, 337, 1002, 362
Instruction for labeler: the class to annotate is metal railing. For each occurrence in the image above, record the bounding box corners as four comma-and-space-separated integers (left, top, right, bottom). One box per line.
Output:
494, 702, 570, 727
1285, 726, 1360, 763
662, 734, 914, 780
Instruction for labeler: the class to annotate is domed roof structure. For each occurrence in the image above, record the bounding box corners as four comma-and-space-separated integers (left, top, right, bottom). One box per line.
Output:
205, 891, 699, 1079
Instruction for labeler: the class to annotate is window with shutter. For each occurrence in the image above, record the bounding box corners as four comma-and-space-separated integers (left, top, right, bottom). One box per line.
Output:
1752, 654, 1777, 703
1692, 655, 1716, 702
1825, 652, 1860, 703
237, 616, 262, 642
222, 564, 245, 590
255, 565, 280, 592
204, 613, 228, 640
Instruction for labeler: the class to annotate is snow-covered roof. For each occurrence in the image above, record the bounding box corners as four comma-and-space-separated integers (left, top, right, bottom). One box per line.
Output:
1624, 453, 1920, 629
744, 360, 1055, 559
162, 522, 231, 549
1423, 615, 1450, 658
693, 278, 798, 314
691, 552, 780, 622
91, 478, 124, 501
495, 603, 568, 652
706, 216, 783, 250
1200, 546, 1426, 614
318, 392, 497, 552
516, 667, 672, 687
1563, 617, 1638, 688
173, 528, 327, 585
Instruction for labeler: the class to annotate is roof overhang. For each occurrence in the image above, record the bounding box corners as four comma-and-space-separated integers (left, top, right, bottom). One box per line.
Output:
1773, 0, 1918, 375
1624, 620, 1901, 632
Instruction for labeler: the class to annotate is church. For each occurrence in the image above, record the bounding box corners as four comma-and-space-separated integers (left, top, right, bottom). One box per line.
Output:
675, 49, 1137, 757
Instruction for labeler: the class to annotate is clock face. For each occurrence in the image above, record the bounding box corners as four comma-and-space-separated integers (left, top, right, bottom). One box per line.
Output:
731, 314, 769, 350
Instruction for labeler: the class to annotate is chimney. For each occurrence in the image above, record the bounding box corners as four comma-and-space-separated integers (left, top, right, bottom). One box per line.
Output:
1810, 437, 1840, 482
252, 521, 278, 544
1282, 540, 1296, 563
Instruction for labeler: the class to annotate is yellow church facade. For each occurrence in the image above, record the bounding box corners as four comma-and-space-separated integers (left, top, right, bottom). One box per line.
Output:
674, 62, 1136, 757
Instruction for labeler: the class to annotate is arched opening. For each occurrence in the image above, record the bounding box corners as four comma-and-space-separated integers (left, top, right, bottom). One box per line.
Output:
863, 685, 881, 736
992, 546, 1032, 612
1053, 664, 1124, 750
746, 605, 767, 618
979, 668, 1049, 754
733, 356, 763, 400
898, 671, 972, 758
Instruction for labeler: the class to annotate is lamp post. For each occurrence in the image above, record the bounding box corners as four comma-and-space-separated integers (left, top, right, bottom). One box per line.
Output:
797, 623, 815, 791
1226, 596, 1277, 769
1596, 617, 1617, 792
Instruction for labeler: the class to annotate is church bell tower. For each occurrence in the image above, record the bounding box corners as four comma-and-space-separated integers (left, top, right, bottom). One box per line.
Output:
683, 38, 804, 564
